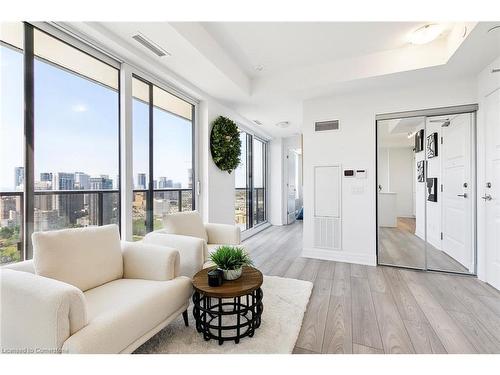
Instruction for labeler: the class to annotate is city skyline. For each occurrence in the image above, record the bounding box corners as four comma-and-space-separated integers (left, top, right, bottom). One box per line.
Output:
9, 167, 191, 191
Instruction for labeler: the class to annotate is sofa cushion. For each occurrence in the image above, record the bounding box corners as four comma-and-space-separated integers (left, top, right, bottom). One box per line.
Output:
62, 277, 192, 353
162, 211, 208, 243
32, 224, 123, 292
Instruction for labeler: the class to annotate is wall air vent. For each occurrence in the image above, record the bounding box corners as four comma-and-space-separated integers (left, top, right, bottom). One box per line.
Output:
132, 33, 171, 57
315, 120, 339, 132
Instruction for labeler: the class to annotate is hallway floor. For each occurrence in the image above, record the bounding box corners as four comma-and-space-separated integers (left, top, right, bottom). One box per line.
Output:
243, 222, 500, 353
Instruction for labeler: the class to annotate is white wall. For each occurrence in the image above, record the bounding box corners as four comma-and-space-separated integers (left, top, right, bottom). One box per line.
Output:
388, 147, 414, 218
302, 77, 477, 265
199, 98, 271, 225
268, 138, 284, 225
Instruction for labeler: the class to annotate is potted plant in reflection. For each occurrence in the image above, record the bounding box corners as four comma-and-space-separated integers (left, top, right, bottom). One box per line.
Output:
209, 246, 253, 281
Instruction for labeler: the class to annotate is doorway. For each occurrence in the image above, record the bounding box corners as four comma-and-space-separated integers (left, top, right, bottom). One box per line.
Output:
376, 105, 478, 275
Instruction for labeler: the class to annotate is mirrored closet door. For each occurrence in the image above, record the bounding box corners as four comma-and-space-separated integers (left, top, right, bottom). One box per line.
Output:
377, 107, 476, 275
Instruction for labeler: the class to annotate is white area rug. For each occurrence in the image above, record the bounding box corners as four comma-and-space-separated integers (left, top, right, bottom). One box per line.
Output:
135, 276, 313, 354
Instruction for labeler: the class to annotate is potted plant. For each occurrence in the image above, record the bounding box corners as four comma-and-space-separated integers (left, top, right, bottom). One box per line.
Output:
209, 246, 253, 281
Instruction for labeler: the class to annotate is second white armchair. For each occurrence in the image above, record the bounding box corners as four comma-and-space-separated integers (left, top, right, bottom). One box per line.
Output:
143, 211, 241, 278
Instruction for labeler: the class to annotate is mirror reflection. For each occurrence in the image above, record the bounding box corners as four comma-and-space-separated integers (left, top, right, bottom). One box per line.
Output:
377, 113, 475, 274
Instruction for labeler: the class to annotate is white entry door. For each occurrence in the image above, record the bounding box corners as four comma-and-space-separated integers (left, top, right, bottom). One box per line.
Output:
441, 113, 474, 270
485, 88, 500, 289
287, 150, 297, 224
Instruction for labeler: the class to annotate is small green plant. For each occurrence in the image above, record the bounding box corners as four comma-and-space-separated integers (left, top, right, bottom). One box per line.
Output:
209, 246, 253, 270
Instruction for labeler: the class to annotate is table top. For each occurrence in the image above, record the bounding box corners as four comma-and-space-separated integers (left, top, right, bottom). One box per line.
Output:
192, 266, 263, 298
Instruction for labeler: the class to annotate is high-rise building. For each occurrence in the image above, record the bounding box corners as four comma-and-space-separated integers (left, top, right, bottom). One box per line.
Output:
137, 173, 146, 190
0, 196, 20, 222
40, 172, 53, 183
88, 176, 115, 224
52, 173, 82, 225
153, 180, 158, 189
52, 173, 75, 191
173, 182, 181, 189
89, 176, 113, 190
75, 172, 90, 190
34, 181, 52, 211
158, 177, 168, 189
14, 167, 24, 190
34, 210, 60, 232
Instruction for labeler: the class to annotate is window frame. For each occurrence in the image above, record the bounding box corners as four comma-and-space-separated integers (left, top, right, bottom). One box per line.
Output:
0, 22, 122, 260
235, 130, 269, 232
131, 73, 197, 237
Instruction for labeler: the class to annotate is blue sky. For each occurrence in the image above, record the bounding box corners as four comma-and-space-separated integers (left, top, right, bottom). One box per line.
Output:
1, 44, 193, 190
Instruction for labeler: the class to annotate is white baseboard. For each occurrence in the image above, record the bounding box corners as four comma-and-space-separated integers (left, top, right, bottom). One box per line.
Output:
301, 247, 376, 266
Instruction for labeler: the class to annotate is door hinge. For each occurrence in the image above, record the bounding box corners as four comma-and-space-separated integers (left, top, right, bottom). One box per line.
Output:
440, 232, 443, 240
440, 184, 443, 192
440, 137, 443, 145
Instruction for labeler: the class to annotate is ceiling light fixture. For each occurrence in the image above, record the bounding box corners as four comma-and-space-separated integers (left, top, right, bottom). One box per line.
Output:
488, 25, 500, 33
407, 131, 417, 139
253, 120, 263, 126
255, 65, 264, 72
275, 121, 290, 128
408, 24, 445, 45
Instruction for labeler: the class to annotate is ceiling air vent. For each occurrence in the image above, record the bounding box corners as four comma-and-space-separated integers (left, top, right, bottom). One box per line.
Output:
315, 120, 339, 132
132, 33, 171, 57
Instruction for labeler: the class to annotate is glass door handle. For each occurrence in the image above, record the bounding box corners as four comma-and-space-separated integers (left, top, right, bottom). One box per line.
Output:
481, 194, 493, 201
457, 193, 467, 198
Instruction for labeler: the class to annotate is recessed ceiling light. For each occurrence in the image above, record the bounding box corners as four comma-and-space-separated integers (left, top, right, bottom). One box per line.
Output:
255, 65, 264, 72
275, 121, 290, 128
253, 120, 263, 126
408, 24, 445, 45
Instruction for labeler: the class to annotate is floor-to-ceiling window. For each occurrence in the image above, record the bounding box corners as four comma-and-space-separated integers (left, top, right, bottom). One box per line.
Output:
252, 137, 266, 226
0, 22, 120, 264
234, 131, 267, 231
0, 23, 24, 264
235, 131, 248, 230
132, 76, 195, 240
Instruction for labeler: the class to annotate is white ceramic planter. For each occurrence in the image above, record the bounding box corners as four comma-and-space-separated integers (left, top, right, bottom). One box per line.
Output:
222, 267, 242, 281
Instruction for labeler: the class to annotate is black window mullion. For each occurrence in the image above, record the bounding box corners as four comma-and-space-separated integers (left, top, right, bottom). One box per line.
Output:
146, 83, 154, 233
23, 23, 35, 260
247, 134, 253, 229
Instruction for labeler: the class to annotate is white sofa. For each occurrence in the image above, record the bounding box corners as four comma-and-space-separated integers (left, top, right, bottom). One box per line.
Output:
0, 224, 192, 354
143, 211, 242, 278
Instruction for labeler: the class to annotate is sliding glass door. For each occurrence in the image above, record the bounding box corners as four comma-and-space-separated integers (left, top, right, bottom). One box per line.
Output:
234, 131, 267, 231
132, 76, 195, 240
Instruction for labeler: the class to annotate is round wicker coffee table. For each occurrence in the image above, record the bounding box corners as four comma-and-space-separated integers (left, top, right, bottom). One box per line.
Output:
192, 266, 263, 345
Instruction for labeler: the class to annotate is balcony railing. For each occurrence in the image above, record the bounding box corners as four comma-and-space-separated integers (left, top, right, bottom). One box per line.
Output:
234, 187, 265, 231
0, 188, 193, 264
133, 188, 193, 240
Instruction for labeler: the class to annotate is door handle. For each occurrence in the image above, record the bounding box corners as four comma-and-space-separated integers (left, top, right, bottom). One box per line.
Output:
481, 194, 493, 201
457, 193, 467, 198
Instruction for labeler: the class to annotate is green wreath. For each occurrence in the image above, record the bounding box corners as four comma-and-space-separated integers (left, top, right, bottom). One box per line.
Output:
210, 116, 241, 173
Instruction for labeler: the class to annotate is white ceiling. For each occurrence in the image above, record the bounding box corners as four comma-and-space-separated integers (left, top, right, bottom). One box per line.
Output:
63, 21, 500, 137
378, 117, 424, 148
201, 22, 426, 77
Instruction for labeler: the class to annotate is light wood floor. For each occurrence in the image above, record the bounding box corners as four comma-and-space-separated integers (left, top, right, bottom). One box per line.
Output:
243, 222, 500, 354
378, 218, 468, 273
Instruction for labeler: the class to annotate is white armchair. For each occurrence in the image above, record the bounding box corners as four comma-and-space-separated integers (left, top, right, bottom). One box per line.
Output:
143, 211, 242, 278
0, 224, 192, 354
